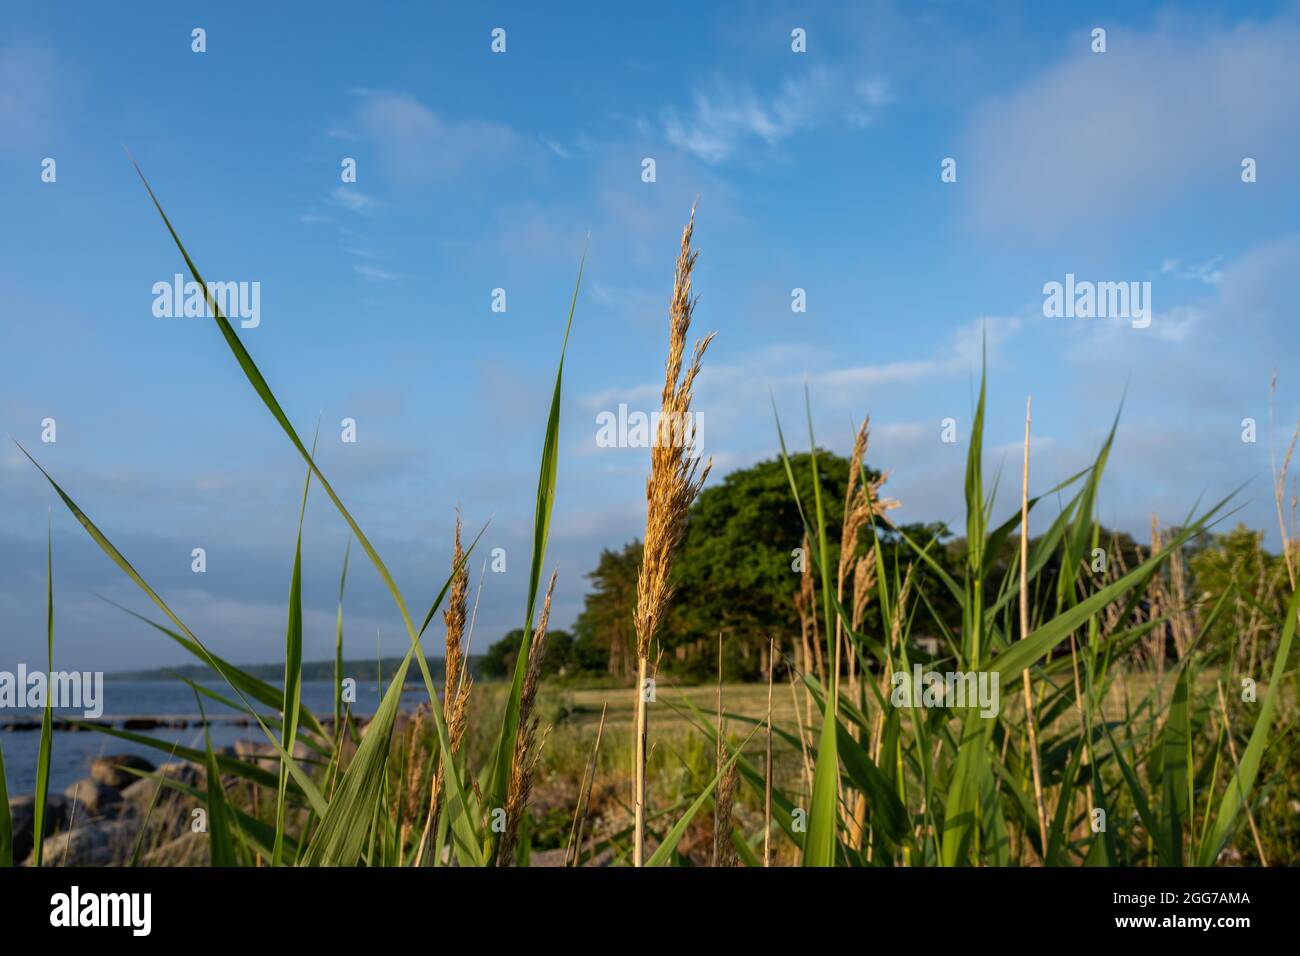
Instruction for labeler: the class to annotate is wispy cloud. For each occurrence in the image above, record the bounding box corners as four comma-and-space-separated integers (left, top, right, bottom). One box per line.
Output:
540, 135, 573, 159
350, 89, 522, 183
331, 186, 380, 214
661, 67, 891, 164
1161, 256, 1225, 285
354, 263, 400, 282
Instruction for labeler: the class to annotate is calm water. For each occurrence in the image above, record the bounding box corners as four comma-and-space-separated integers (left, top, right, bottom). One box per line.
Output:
1, 679, 427, 796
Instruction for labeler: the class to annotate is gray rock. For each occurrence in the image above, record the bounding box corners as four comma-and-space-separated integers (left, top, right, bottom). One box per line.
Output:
26, 818, 140, 867
7, 794, 71, 862
117, 761, 205, 842
119, 761, 203, 806
90, 753, 155, 789
64, 778, 123, 820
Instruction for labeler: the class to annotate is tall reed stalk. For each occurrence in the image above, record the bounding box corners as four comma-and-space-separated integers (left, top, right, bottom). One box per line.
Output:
631, 205, 714, 865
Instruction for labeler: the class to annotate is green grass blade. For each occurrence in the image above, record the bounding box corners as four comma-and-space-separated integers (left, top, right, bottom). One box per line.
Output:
802, 700, 840, 866
127, 155, 424, 673
1197, 581, 1300, 864
646, 724, 761, 867
940, 715, 993, 866
194, 693, 236, 867
32, 520, 55, 868
485, 251, 584, 862
964, 339, 988, 579
97, 598, 327, 739
274, 434, 315, 866
301, 647, 415, 867
127, 740, 181, 867
1158, 662, 1192, 865
335, 538, 351, 734
16, 444, 327, 813
991, 493, 1233, 685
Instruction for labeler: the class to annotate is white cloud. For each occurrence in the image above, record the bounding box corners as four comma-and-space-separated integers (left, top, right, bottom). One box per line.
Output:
350, 90, 521, 183
354, 263, 400, 282
960, 15, 1300, 233
331, 187, 380, 214
1161, 256, 1224, 285
540, 136, 572, 159
662, 68, 891, 164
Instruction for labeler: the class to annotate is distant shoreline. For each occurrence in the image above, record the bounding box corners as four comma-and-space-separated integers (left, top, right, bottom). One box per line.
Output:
102, 655, 477, 683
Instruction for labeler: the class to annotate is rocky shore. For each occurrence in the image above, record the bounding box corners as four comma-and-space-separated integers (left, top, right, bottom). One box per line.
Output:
8, 716, 373, 866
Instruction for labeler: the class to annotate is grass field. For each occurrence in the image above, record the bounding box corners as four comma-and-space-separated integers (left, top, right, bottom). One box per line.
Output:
5, 174, 1297, 869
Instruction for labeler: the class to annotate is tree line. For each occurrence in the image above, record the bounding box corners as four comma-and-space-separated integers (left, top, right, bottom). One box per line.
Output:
480, 451, 1290, 684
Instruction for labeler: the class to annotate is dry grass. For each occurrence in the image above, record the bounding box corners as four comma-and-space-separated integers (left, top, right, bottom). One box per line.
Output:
500, 570, 558, 864
630, 203, 715, 865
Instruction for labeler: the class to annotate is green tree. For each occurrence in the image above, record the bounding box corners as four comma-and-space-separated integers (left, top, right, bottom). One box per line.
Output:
1188, 523, 1288, 665
571, 541, 642, 680
480, 628, 574, 678
661, 452, 852, 678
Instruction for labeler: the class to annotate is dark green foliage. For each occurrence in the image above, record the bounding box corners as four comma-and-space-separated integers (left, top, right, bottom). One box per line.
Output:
480, 629, 578, 679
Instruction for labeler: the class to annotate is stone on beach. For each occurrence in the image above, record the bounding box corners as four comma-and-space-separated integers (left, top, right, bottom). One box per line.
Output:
64, 777, 123, 819
6, 793, 71, 862
90, 752, 156, 789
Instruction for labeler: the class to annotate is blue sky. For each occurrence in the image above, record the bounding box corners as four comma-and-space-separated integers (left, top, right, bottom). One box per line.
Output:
2, 1, 1299, 672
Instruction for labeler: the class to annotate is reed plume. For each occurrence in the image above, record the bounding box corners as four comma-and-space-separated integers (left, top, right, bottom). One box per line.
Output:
631, 203, 715, 866
399, 709, 427, 853
713, 763, 738, 868
414, 514, 472, 866
837, 418, 897, 696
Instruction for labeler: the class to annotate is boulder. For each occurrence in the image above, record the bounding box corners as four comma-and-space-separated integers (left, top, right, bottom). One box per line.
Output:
119, 761, 204, 816
26, 818, 139, 867
7, 794, 71, 862
118, 764, 204, 832
90, 753, 155, 789
64, 778, 123, 820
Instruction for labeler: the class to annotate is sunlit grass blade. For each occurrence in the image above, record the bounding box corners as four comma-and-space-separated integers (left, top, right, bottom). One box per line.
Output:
301, 647, 416, 866
485, 250, 584, 863
193, 692, 236, 867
